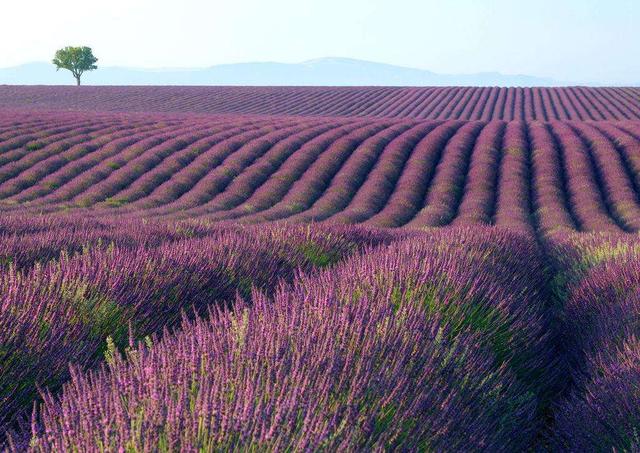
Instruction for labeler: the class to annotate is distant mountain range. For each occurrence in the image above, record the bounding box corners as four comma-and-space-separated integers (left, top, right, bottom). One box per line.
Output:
0, 57, 572, 86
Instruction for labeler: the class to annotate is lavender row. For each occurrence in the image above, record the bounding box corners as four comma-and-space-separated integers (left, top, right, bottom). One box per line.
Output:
492, 121, 534, 234
550, 121, 621, 232
92, 119, 320, 211
14, 226, 551, 451
0, 221, 398, 432
405, 121, 485, 227
1, 113, 640, 234
236, 121, 395, 223
4, 86, 639, 120
451, 121, 505, 226
528, 122, 578, 234
327, 122, 440, 224
284, 123, 416, 223
363, 121, 460, 227
546, 232, 640, 450
122, 122, 336, 212
195, 121, 369, 222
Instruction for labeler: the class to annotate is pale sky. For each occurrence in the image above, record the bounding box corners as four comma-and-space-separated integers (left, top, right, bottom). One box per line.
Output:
2, 0, 638, 84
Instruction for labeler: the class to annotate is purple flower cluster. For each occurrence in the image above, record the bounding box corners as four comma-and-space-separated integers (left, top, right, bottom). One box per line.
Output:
10, 226, 550, 451
548, 231, 640, 451
0, 220, 393, 435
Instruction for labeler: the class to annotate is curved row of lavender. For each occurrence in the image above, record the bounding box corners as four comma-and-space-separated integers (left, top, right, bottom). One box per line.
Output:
2, 86, 640, 121
546, 232, 640, 451
0, 217, 399, 436
1, 112, 640, 234
6, 226, 554, 451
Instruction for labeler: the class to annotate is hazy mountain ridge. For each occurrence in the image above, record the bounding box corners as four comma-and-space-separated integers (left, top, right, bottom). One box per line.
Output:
0, 57, 572, 86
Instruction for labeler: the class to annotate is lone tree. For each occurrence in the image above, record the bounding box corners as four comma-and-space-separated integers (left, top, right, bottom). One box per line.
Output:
52, 46, 98, 86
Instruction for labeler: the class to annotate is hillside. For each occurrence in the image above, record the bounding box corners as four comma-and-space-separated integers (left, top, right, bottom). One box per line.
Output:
0, 58, 562, 86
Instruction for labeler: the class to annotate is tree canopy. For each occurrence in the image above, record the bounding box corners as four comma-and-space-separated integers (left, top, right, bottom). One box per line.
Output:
52, 46, 98, 86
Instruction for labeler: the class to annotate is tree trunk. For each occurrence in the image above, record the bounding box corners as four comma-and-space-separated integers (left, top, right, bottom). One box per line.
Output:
76, 76, 81, 86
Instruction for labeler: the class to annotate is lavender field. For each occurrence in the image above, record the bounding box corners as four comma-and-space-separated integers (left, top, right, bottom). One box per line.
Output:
2, 86, 640, 120
1, 86, 639, 451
